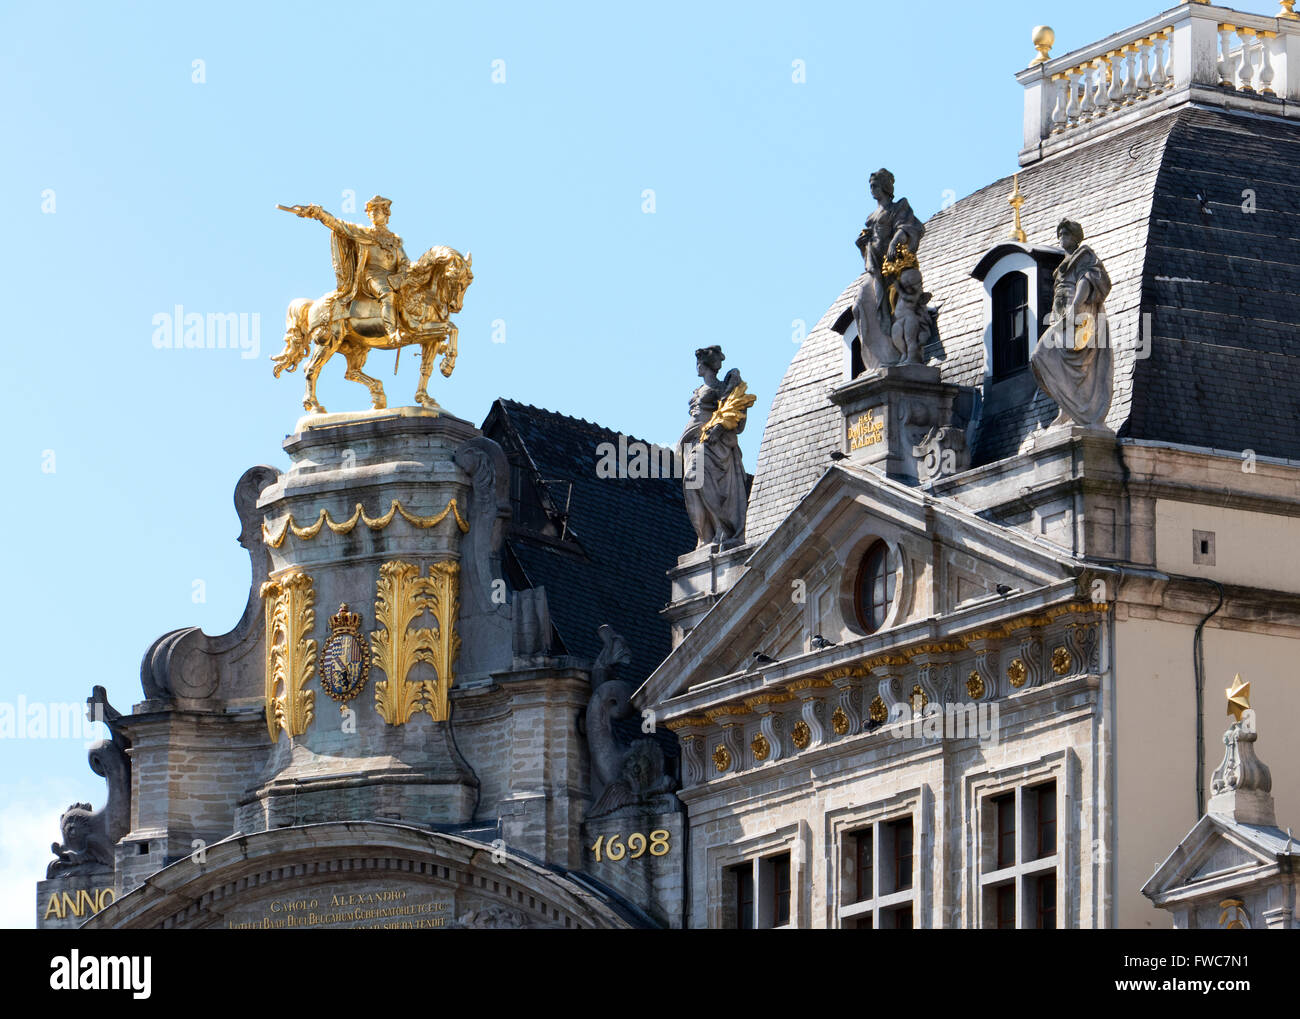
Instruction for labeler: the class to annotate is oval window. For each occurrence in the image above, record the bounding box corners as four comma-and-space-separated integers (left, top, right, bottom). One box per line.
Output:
855, 541, 896, 633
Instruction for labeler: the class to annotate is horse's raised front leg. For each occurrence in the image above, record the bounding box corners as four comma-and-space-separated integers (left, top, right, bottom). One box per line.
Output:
343, 345, 387, 410
439, 324, 457, 378
414, 338, 441, 411
303, 332, 340, 413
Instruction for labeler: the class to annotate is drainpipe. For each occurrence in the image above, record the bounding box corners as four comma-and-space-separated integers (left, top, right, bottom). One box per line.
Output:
1190, 579, 1223, 819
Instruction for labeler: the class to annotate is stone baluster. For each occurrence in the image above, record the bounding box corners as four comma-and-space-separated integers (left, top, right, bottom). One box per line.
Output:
1078, 65, 1095, 121
1092, 59, 1109, 116
1065, 69, 1082, 126
1136, 39, 1153, 95
1238, 29, 1257, 93
1122, 45, 1138, 103
1259, 31, 1278, 96
1151, 32, 1169, 93
1218, 25, 1237, 88
1050, 74, 1068, 133
1107, 51, 1125, 109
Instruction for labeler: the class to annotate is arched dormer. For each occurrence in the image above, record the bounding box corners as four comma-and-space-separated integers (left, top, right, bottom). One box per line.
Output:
971, 243, 1062, 386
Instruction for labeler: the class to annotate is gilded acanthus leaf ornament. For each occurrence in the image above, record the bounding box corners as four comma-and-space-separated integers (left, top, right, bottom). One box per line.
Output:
421, 560, 461, 722
261, 572, 318, 742
370, 559, 463, 725
371, 561, 438, 726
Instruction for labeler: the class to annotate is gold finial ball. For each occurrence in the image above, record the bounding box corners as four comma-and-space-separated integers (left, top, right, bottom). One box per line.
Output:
1031, 25, 1055, 64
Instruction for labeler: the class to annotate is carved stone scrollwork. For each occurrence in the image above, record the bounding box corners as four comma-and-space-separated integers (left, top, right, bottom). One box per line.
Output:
831, 679, 861, 736
715, 725, 743, 774
757, 712, 784, 762
47, 687, 131, 878
261, 571, 318, 741
968, 639, 1000, 701
1017, 635, 1046, 689
1066, 621, 1100, 673
796, 699, 824, 751
1211, 714, 1272, 799
680, 736, 707, 786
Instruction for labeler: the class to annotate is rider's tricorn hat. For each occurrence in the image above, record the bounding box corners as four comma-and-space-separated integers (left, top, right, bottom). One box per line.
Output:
365, 195, 393, 215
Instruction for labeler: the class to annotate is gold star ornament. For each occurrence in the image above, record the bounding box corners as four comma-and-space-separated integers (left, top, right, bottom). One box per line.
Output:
1226, 674, 1251, 722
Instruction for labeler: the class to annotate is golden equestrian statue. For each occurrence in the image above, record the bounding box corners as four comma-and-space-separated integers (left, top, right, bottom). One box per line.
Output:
270, 196, 473, 413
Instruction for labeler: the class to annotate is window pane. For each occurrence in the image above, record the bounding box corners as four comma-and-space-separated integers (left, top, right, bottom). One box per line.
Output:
855, 829, 874, 904
1037, 784, 1057, 858
856, 542, 895, 634
1037, 874, 1057, 929
996, 794, 1016, 869
893, 819, 913, 892
996, 883, 1016, 930
733, 864, 754, 930
772, 853, 791, 927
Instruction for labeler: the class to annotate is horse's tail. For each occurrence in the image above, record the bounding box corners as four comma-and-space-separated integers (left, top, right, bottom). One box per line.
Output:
272, 298, 312, 377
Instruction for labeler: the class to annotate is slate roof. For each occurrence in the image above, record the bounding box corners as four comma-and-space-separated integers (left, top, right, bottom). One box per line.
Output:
482, 399, 696, 682
745, 105, 1300, 546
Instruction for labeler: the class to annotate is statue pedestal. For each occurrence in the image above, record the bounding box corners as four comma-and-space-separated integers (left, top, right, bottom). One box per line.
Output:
830, 365, 972, 484
663, 542, 752, 648
239, 408, 494, 831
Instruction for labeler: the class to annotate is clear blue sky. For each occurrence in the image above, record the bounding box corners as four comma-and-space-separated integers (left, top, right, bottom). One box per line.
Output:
0, 0, 1157, 926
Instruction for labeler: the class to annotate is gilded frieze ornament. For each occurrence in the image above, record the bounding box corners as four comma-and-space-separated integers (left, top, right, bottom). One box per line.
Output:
318, 603, 371, 711
371, 561, 438, 725
791, 720, 812, 750
910, 685, 929, 712
869, 697, 889, 724
421, 561, 461, 722
1050, 646, 1073, 676
371, 559, 462, 725
831, 707, 851, 736
713, 744, 732, 772
967, 670, 986, 700
263, 498, 469, 548
1007, 658, 1029, 688
751, 733, 771, 763
261, 572, 318, 742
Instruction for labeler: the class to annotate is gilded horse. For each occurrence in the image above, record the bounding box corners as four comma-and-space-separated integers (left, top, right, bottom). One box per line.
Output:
271, 245, 473, 413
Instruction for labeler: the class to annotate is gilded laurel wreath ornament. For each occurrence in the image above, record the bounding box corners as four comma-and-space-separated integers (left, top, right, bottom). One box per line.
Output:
1007, 658, 1029, 688
831, 707, 850, 736
791, 720, 812, 750
967, 670, 986, 699
869, 696, 888, 723
751, 733, 771, 762
1051, 646, 1073, 676
910, 685, 929, 712
318, 604, 371, 711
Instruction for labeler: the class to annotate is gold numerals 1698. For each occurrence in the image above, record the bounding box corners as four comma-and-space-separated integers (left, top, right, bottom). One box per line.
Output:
589, 829, 671, 863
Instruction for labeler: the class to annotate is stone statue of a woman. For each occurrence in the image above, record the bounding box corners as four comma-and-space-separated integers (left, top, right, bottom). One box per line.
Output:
1029, 219, 1113, 429
678, 346, 755, 550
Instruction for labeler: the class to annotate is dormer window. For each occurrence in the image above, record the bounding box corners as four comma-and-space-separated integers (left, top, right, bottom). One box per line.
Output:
972, 242, 1062, 386
991, 271, 1030, 380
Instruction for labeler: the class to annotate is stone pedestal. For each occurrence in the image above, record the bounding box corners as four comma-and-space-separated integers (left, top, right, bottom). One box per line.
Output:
830, 365, 972, 483
663, 542, 752, 648
239, 408, 495, 831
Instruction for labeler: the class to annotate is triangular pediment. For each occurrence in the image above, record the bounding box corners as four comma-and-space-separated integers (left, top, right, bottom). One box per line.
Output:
1142, 814, 1292, 904
637, 463, 1080, 707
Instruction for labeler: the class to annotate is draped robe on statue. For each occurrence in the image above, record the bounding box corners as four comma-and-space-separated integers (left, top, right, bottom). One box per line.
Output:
679, 370, 749, 548
1030, 243, 1114, 428
852, 198, 925, 371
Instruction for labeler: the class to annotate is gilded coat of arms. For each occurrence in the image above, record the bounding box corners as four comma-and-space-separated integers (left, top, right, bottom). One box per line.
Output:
319, 603, 371, 710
